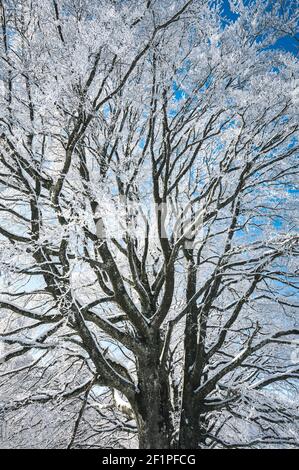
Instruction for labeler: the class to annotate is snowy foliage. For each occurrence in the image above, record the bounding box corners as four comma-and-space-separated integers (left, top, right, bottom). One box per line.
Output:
0, 0, 298, 449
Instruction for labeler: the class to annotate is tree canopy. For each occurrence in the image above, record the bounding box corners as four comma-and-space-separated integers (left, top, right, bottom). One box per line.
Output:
0, 0, 298, 449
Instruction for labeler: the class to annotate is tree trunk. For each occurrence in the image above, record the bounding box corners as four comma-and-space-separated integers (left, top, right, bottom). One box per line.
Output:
133, 336, 174, 449
134, 376, 172, 448
136, 415, 171, 449
179, 389, 201, 449
178, 254, 202, 449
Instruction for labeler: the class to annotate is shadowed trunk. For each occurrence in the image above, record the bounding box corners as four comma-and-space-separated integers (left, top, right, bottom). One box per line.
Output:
178, 251, 202, 449
179, 385, 202, 449
133, 333, 175, 449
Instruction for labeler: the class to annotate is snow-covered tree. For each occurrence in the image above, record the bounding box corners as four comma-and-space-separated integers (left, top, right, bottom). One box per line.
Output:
0, 0, 298, 449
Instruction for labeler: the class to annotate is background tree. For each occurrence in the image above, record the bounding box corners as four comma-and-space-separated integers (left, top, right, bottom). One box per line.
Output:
0, 0, 298, 449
